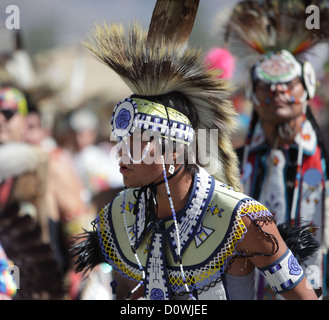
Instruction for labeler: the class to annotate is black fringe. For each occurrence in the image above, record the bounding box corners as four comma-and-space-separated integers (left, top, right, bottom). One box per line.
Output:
277, 223, 320, 265
70, 222, 319, 278
70, 229, 105, 276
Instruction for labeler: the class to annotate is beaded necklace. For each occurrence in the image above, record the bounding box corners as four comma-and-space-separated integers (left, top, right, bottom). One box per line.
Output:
160, 154, 195, 300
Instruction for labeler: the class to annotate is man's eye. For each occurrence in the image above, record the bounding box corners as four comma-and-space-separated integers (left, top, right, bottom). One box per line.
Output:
287, 81, 297, 90
288, 78, 301, 89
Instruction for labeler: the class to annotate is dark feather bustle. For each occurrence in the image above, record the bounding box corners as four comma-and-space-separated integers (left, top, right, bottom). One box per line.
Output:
70, 229, 105, 275
277, 223, 320, 265
225, 0, 329, 63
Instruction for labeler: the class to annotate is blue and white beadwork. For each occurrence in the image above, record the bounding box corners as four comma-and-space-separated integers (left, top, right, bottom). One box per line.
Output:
111, 98, 138, 139
259, 248, 304, 293
168, 167, 213, 261
145, 232, 171, 300
111, 98, 194, 145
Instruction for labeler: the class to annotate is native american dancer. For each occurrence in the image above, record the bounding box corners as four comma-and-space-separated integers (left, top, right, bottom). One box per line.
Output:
224, 0, 329, 299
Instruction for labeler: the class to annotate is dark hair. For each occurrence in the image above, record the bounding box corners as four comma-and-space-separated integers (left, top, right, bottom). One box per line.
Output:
131, 91, 198, 175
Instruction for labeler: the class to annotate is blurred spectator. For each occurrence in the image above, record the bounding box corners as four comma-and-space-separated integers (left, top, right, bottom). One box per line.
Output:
0, 86, 89, 299
62, 107, 124, 300
23, 102, 94, 298
67, 107, 123, 213
24, 106, 90, 231
24, 107, 56, 152
0, 86, 28, 143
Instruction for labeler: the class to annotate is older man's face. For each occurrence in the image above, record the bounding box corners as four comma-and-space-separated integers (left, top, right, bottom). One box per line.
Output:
254, 77, 306, 125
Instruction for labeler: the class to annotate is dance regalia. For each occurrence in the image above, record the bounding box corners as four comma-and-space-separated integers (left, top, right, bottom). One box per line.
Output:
224, 0, 329, 299
93, 166, 277, 300
239, 118, 328, 298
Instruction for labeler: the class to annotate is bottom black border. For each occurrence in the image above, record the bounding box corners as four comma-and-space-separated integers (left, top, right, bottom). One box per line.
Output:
1, 299, 327, 319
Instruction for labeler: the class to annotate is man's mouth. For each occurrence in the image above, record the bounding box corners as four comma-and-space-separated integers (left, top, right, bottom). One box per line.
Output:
119, 165, 132, 174
273, 103, 286, 108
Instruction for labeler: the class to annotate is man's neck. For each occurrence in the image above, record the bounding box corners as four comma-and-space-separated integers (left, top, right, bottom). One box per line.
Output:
155, 168, 193, 220
261, 115, 304, 147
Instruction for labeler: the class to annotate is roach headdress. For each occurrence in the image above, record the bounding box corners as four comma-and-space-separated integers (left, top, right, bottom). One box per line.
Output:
83, 21, 240, 188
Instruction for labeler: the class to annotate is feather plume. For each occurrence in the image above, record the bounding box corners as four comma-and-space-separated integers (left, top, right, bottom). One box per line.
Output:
277, 223, 320, 264
147, 0, 200, 47
225, 0, 329, 61
84, 22, 241, 188
70, 229, 105, 276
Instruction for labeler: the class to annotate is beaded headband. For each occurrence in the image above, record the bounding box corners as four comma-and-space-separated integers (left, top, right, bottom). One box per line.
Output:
252, 50, 316, 99
111, 97, 194, 145
253, 50, 302, 84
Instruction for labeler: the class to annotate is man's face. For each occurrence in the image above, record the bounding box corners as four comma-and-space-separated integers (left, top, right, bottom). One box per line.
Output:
0, 110, 26, 143
254, 77, 306, 125
24, 112, 45, 146
117, 130, 165, 188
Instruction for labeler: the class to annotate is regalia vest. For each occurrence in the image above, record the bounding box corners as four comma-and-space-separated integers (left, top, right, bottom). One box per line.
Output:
241, 119, 328, 296
93, 167, 274, 299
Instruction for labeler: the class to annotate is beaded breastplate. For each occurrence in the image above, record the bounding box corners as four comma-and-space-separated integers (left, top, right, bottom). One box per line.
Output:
94, 167, 273, 299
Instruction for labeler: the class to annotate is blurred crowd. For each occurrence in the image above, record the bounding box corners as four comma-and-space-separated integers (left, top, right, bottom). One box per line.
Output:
0, 30, 124, 300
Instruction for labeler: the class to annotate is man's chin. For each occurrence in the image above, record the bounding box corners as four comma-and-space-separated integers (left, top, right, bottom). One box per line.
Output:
122, 179, 140, 189
263, 111, 296, 125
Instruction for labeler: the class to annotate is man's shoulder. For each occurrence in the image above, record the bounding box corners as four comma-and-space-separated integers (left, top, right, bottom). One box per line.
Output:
212, 180, 249, 203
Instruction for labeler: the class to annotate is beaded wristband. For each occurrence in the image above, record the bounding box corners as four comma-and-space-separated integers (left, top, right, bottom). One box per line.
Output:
258, 249, 304, 293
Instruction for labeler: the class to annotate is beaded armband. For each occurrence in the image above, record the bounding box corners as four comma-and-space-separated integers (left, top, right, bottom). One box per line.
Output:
258, 249, 304, 293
